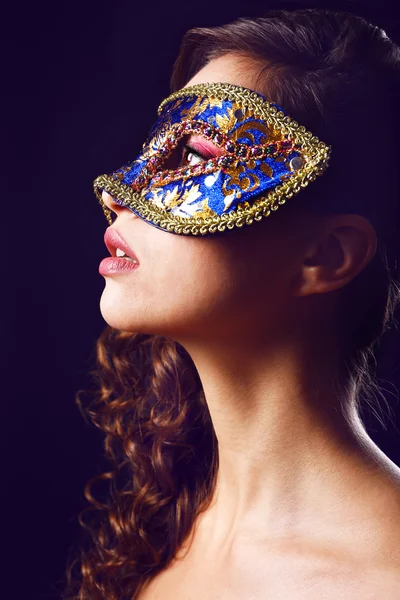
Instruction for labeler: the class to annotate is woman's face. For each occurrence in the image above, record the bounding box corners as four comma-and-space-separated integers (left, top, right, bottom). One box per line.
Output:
99, 53, 318, 344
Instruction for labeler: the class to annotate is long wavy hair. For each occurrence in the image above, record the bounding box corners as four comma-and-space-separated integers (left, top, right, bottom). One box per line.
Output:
65, 8, 400, 599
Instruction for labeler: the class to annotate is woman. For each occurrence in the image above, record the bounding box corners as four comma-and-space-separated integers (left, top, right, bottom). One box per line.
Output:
67, 8, 400, 600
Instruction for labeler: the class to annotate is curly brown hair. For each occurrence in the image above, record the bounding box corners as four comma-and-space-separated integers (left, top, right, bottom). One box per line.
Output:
64, 8, 400, 599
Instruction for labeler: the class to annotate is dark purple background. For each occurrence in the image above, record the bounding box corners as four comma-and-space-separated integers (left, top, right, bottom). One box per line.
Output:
3, 1, 400, 598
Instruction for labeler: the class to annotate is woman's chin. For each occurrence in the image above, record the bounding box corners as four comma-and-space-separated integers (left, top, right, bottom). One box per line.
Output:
99, 292, 161, 335
99, 292, 137, 331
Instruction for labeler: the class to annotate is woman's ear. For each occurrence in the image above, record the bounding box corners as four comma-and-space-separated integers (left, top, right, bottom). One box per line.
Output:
294, 214, 377, 297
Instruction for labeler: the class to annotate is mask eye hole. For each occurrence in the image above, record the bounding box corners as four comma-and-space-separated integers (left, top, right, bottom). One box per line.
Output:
159, 134, 223, 172
160, 135, 190, 171
160, 135, 207, 171
182, 147, 206, 168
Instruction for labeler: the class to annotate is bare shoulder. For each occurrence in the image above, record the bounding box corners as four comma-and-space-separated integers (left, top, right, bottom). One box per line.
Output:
348, 452, 400, 591
366, 448, 400, 540
137, 454, 400, 600
356, 448, 400, 550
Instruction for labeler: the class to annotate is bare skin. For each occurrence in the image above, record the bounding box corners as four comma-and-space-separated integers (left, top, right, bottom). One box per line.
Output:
100, 53, 400, 599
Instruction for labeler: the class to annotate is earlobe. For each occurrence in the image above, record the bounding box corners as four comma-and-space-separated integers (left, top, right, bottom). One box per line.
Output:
295, 215, 377, 297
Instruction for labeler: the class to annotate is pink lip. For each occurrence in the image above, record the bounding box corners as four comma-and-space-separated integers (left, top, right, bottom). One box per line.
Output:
99, 227, 140, 276
103, 226, 140, 263
99, 256, 139, 275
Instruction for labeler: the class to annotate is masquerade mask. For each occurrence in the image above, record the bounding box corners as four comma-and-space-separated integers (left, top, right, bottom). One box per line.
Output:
93, 82, 332, 236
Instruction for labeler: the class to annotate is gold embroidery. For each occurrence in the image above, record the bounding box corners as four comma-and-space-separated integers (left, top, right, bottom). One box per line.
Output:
230, 120, 273, 145
181, 184, 202, 206
163, 185, 182, 209
180, 96, 224, 121
192, 201, 219, 219
215, 106, 238, 132
148, 187, 168, 209
260, 162, 273, 178
164, 97, 186, 114
239, 172, 260, 193
222, 164, 260, 196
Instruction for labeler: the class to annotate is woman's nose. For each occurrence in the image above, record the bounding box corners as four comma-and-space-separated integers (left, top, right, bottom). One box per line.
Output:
101, 190, 120, 212
101, 190, 138, 220
100, 189, 143, 229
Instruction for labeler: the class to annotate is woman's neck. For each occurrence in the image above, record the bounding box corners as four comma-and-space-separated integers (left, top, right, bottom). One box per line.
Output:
177, 332, 399, 559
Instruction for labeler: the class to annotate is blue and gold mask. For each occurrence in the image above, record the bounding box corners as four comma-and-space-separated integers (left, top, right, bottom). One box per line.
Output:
93, 83, 332, 236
